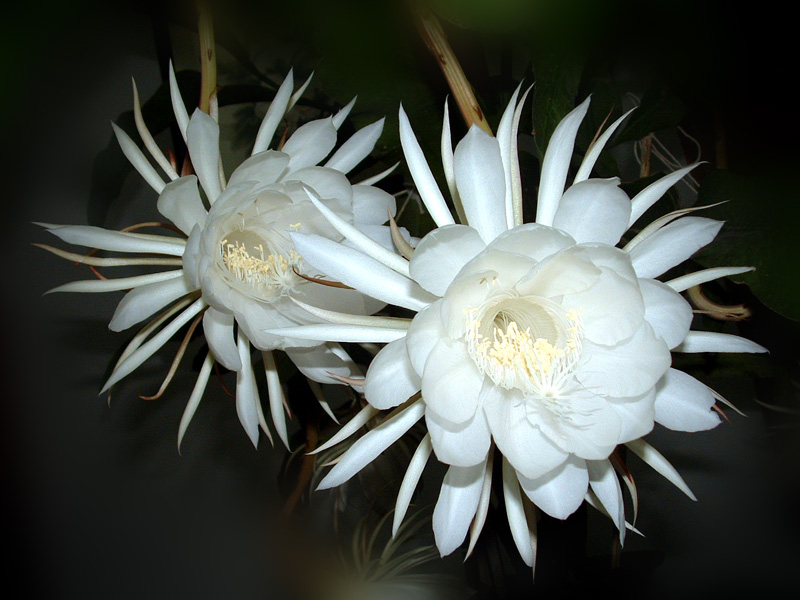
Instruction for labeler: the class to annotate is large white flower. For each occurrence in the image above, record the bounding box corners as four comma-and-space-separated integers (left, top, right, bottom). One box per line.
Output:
38, 66, 398, 449
265, 89, 767, 565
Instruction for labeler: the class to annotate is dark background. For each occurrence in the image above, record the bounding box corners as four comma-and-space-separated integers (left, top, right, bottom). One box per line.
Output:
3, 1, 799, 598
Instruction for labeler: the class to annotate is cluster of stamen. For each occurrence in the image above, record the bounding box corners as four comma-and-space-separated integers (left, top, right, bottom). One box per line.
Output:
219, 238, 300, 298
465, 302, 583, 397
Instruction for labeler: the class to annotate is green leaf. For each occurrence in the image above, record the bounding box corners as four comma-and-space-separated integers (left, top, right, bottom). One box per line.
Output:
694, 169, 800, 322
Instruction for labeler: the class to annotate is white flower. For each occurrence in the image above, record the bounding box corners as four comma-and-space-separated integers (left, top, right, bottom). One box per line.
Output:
265, 89, 767, 565
38, 66, 398, 450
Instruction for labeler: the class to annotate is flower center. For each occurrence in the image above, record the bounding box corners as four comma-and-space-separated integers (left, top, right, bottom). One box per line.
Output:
217, 227, 301, 302
464, 295, 583, 397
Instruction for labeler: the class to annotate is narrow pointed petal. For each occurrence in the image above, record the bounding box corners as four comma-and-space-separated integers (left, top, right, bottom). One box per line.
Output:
168, 61, 190, 142
263, 351, 289, 449
317, 399, 425, 489
203, 308, 242, 371
264, 323, 406, 344
291, 232, 435, 311
629, 164, 699, 226
332, 97, 356, 130
356, 162, 399, 186
178, 352, 215, 452
626, 438, 696, 500
46, 225, 185, 255
399, 105, 455, 227
282, 117, 338, 171
629, 217, 723, 279
287, 71, 313, 112
324, 118, 384, 174
252, 69, 294, 154
365, 339, 421, 410
101, 298, 205, 393
496, 84, 522, 229
466, 446, 495, 558
286, 343, 361, 386
187, 109, 223, 202
235, 329, 261, 448
588, 459, 626, 543
666, 266, 754, 293
311, 404, 379, 455
535, 97, 591, 226
675, 331, 767, 354
518, 456, 589, 520
574, 108, 635, 183
655, 369, 721, 432
502, 457, 537, 567
48, 270, 183, 294
303, 187, 409, 276
453, 126, 508, 242
112, 122, 166, 194
392, 434, 433, 537
510, 86, 533, 227
441, 99, 465, 224
109, 275, 193, 331
289, 297, 410, 329
157, 176, 208, 235
433, 460, 487, 557
132, 78, 179, 181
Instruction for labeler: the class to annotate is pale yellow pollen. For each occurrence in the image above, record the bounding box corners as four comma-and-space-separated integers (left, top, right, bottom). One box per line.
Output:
219, 238, 300, 296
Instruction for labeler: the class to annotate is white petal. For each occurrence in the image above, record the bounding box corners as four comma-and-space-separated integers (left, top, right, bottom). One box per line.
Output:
157, 176, 208, 235
291, 232, 435, 311
405, 302, 446, 375
111, 122, 166, 194
629, 217, 723, 279
317, 399, 425, 489
629, 164, 699, 226
311, 403, 379, 455
109, 275, 193, 332
263, 351, 289, 449
535, 97, 591, 226
101, 298, 205, 393
574, 108, 635, 183
502, 457, 537, 567
587, 459, 625, 542
497, 84, 523, 229
551, 179, 631, 245
46, 225, 184, 256
409, 225, 486, 296
577, 323, 671, 398
364, 339, 421, 409
453, 126, 508, 242
48, 270, 183, 294
482, 385, 568, 480
654, 369, 721, 432
666, 266, 754, 293
441, 100, 461, 219
252, 69, 294, 154
422, 338, 483, 424
626, 438, 696, 500
675, 331, 767, 354
324, 118, 384, 174
351, 184, 397, 225
132, 78, 179, 181
392, 434, 433, 537
332, 97, 356, 130
398, 104, 455, 227
177, 352, 215, 452
228, 150, 290, 187
640, 278, 693, 349
517, 455, 588, 520
235, 329, 261, 447
265, 323, 405, 344
433, 461, 487, 557
168, 61, 189, 142
487, 222, 575, 263
426, 407, 491, 467
607, 389, 656, 443
203, 308, 242, 371
187, 109, 223, 202
282, 117, 338, 171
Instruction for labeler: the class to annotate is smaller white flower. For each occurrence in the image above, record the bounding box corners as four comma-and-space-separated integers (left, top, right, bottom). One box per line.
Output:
39, 66, 399, 450
264, 88, 767, 565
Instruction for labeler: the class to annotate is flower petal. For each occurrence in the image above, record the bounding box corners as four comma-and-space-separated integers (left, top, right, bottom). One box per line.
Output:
324, 118, 384, 174
453, 126, 508, 243
406, 302, 446, 376
392, 434, 433, 536
551, 179, 631, 245
422, 338, 483, 424
187, 109, 223, 202
654, 368, 721, 432
109, 275, 193, 332
252, 69, 294, 154
433, 461, 487, 557
517, 455, 588, 520
487, 222, 575, 263
364, 338, 421, 409
202, 308, 242, 371
157, 176, 208, 235
409, 225, 486, 296
426, 407, 491, 467
675, 331, 768, 354
282, 117, 338, 172
640, 278, 693, 349
351, 184, 397, 225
